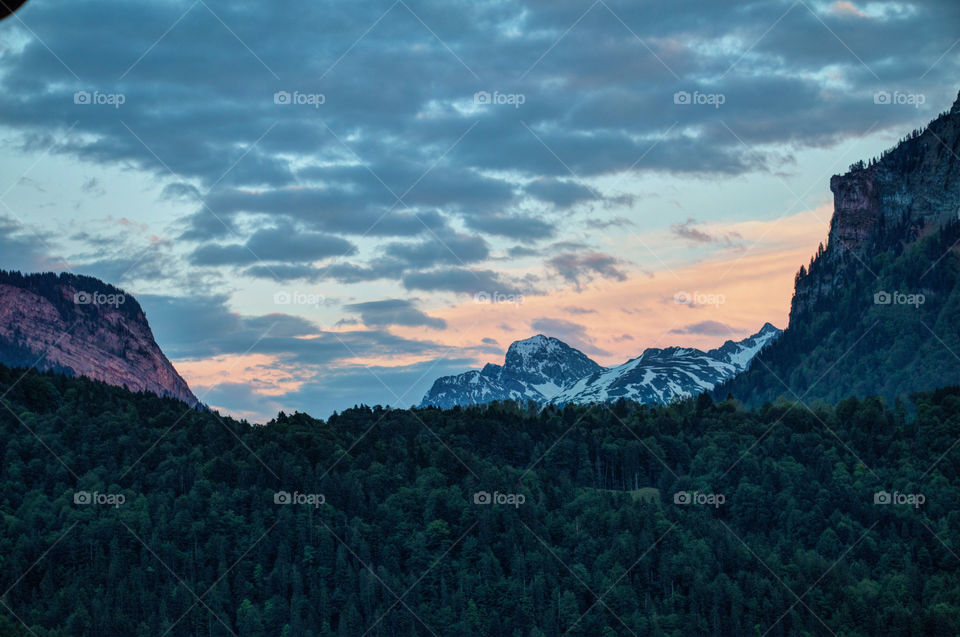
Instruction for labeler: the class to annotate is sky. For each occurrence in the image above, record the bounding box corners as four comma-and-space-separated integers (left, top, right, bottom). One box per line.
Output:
0, 0, 957, 421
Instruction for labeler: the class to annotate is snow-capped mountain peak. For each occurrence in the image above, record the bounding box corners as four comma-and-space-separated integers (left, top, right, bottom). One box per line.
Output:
419, 324, 782, 408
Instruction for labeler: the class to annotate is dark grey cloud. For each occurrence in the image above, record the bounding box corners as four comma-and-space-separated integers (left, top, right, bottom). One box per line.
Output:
463, 213, 555, 241
524, 178, 598, 208
344, 299, 446, 330
0, 216, 61, 272
187, 188, 449, 240
159, 182, 202, 202
2, 0, 952, 276
383, 233, 489, 267
507, 245, 539, 258
402, 267, 531, 296
669, 320, 738, 336
547, 251, 628, 288
189, 226, 357, 266
138, 293, 447, 364
0, 0, 960, 196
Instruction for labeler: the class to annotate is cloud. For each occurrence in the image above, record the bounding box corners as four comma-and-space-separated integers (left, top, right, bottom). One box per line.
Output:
669, 320, 738, 336
524, 178, 597, 208
80, 177, 104, 196
547, 251, 628, 288
159, 182, 202, 202
829, 1, 869, 19
138, 293, 447, 365
462, 213, 555, 241
343, 299, 446, 330
189, 226, 357, 266
671, 218, 744, 249
563, 305, 597, 315
402, 267, 530, 296
383, 233, 489, 267
0, 216, 63, 272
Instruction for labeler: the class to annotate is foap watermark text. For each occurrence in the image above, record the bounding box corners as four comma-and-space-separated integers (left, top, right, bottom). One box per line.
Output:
473, 490, 525, 508
274, 490, 326, 507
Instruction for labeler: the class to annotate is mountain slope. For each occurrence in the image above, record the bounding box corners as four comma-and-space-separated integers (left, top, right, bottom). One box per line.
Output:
716, 91, 960, 405
0, 270, 198, 406
552, 323, 780, 405
421, 324, 780, 408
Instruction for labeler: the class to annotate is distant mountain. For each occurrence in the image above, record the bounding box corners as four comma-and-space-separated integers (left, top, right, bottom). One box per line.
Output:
420, 335, 603, 408
717, 90, 960, 405
0, 270, 198, 406
420, 324, 780, 408
551, 323, 780, 406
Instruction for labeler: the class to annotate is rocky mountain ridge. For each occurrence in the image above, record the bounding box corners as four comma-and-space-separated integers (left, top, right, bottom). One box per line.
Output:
0, 271, 198, 406
420, 323, 781, 408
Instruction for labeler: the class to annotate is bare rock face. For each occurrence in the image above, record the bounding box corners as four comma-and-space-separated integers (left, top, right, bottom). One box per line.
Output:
829, 170, 881, 253
0, 271, 198, 406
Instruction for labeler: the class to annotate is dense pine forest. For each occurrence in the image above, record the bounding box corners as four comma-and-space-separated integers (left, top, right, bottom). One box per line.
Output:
1, 363, 959, 636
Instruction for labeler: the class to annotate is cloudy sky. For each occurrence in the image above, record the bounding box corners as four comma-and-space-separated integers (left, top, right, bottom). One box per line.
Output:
0, 0, 957, 420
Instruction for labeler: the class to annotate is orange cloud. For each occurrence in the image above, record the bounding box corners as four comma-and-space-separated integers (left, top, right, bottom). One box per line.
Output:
176, 353, 316, 397
393, 206, 830, 367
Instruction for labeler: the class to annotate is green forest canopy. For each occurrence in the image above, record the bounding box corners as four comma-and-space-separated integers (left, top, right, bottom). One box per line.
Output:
0, 363, 958, 636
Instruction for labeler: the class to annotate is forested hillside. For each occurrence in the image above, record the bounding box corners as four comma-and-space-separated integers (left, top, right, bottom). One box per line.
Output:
1, 364, 958, 636
716, 218, 960, 406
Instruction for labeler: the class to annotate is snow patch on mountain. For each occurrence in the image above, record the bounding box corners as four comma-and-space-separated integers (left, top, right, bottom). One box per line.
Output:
419, 324, 782, 408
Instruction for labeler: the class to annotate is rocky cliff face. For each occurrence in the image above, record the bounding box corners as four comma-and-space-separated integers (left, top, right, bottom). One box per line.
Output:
793, 90, 960, 319
828, 92, 960, 254
0, 271, 198, 406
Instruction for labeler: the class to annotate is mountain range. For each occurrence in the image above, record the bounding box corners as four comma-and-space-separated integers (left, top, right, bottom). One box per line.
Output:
420, 323, 781, 408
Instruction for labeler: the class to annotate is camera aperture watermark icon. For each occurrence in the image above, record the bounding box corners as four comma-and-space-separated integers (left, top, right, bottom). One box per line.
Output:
474, 91, 525, 109
473, 490, 525, 508
874, 290, 924, 308
673, 490, 725, 508
274, 90, 325, 108
874, 490, 924, 508
73, 490, 125, 508
474, 291, 524, 306
274, 490, 325, 508
873, 91, 925, 108
674, 90, 725, 109
273, 290, 326, 308
74, 90, 126, 108
674, 290, 725, 308
74, 290, 126, 307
